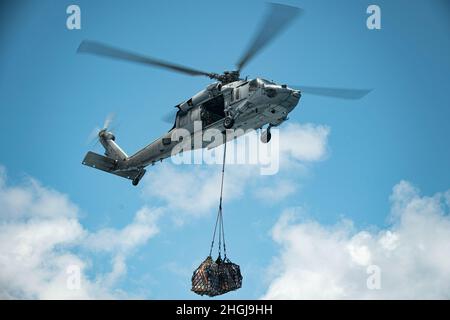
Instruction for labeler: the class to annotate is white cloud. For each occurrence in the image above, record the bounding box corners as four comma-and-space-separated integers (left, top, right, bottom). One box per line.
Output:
142, 122, 329, 218
143, 163, 252, 217
254, 179, 297, 203
0, 166, 161, 299
278, 123, 330, 163
0, 174, 78, 220
85, 206, 162, 253
263, 181, 450, 299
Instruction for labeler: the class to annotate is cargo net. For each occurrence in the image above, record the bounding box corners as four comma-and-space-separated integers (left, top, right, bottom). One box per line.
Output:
191, 143, 242, 297
191, 256, 242, 297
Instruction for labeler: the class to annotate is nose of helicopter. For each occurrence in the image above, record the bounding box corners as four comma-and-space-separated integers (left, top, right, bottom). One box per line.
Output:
286, 88, 301, 109
291, 89, 300, 98
279, 86, 301, 106
262, 84, 301, 109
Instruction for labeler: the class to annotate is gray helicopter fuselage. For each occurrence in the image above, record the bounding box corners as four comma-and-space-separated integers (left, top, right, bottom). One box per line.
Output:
122, 78, 300, 169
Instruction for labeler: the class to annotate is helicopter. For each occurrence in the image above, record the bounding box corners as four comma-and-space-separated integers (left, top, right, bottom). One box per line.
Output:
80, 3, 370, 186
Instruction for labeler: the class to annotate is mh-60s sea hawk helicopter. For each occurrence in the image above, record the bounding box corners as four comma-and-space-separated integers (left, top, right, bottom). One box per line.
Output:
80, 3, 370, 186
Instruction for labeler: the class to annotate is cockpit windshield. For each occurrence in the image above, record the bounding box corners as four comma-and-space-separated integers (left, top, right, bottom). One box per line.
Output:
260, 79, 275, 85
249, 78, 275, 91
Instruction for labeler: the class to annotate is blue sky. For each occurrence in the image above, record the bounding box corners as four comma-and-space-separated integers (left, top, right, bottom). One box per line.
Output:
0, 0, 449, 299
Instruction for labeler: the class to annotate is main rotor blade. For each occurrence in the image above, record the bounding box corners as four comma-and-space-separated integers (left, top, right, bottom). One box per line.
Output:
236, 3, 302, 71
292, 85, 372, 100
78, 40, 214, 78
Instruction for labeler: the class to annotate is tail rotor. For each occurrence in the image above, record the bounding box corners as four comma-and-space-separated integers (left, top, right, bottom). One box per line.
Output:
86, 113, 116, 146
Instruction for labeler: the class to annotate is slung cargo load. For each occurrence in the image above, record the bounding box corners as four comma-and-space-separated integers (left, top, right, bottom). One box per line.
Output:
191, 143, 243, 297
192, 256, 242, 297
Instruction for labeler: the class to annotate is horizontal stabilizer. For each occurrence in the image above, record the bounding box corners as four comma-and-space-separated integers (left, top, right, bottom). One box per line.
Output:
82, 151, 145, 181
83, 151, 117, 172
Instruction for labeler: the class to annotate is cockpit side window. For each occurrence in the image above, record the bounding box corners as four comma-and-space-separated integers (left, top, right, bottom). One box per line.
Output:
249, 79, 258, 91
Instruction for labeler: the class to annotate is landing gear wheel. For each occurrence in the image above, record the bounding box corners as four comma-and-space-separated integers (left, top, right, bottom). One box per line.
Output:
132, 169, 146, 186
223, 116, 235, 129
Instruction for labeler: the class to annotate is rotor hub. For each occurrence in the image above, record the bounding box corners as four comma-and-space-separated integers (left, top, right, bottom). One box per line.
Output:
210, 71, 241, 84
